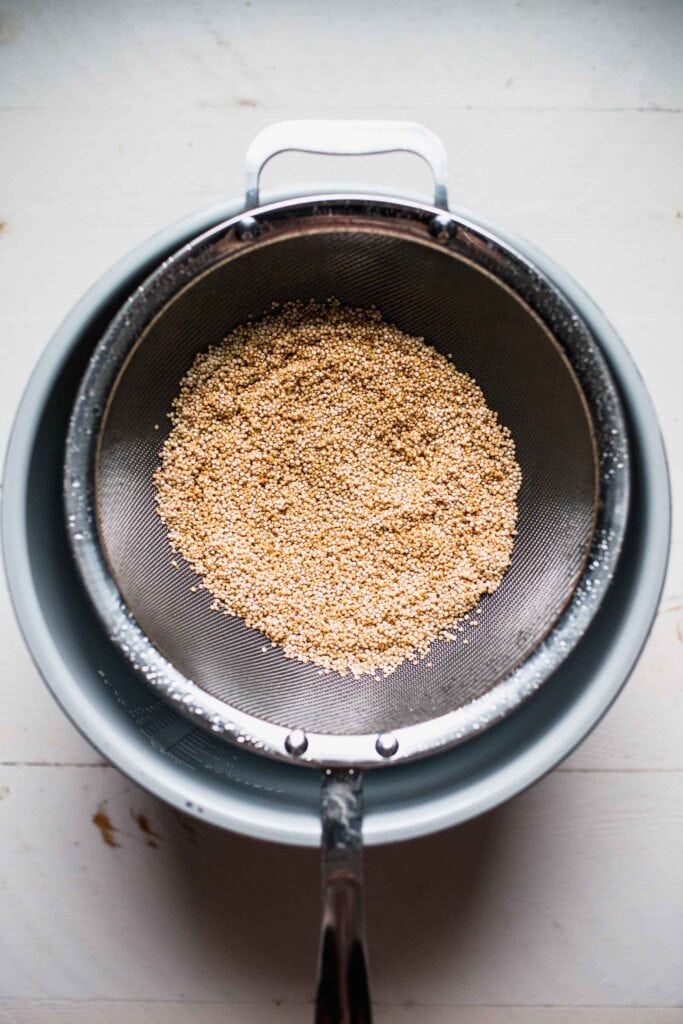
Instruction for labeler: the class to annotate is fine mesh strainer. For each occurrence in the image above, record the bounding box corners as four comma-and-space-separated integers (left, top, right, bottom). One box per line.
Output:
65, 122, 630, 1023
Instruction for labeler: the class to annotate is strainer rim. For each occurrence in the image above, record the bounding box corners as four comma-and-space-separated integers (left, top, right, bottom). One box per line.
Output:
63, 193, 630, 768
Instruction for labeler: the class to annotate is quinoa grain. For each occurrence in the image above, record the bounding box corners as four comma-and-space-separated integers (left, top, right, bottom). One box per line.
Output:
154, 300, 521, 677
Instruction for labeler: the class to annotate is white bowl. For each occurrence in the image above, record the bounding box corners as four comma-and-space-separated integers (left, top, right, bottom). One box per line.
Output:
2, 188, 670, 846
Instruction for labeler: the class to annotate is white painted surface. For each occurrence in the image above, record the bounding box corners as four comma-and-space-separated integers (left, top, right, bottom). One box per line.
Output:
1, 768, 681, 1010
0, 1, 681, 1019
1, 1010, 682, 1024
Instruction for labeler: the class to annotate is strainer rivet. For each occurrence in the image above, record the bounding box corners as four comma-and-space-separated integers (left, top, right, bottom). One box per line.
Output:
235, 215, 262, 241
375, 732, 399, 758
285, 729, 308, 757
428, 214, 457, 241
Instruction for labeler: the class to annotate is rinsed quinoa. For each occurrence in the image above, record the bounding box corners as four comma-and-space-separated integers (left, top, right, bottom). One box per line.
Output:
154, 300, 522, 677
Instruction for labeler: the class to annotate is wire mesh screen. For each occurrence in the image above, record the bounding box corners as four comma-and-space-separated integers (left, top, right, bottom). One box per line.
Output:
96, 229, 597, 735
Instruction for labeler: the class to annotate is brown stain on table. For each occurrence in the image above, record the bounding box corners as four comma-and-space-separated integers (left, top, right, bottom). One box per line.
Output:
130, 808, 161, 848
92, 803, 120, 848
91, 802, 201, 851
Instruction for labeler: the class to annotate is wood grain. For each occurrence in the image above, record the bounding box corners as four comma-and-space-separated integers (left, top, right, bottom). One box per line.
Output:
1, 1005, 682, 1024
0, 1, 681, 1018
0, 767, 680, 1007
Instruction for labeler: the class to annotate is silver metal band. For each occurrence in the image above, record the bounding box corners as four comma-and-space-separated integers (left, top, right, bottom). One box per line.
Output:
244, 119, 449, 210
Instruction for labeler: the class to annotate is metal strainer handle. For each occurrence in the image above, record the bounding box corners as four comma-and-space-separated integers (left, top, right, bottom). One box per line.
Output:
244, 119, 449, 210
315, 770, 371, 1023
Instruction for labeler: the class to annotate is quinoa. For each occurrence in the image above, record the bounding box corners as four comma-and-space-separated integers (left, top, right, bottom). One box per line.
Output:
154, 300, 521, 677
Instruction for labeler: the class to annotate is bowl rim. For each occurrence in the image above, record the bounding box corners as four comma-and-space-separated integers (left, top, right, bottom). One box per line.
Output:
2, 185, 671, 846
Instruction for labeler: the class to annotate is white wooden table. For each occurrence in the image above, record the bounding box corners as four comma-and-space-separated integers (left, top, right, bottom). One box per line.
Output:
1, 2, 681, 1021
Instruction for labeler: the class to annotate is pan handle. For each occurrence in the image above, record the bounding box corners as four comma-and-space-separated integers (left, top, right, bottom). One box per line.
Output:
315, 768, 372, 1024
244, 120, 448, 210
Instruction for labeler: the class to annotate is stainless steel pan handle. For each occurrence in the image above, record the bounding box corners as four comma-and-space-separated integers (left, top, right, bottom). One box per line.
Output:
244, 119, 449, 210
315, 769, 371, 1024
